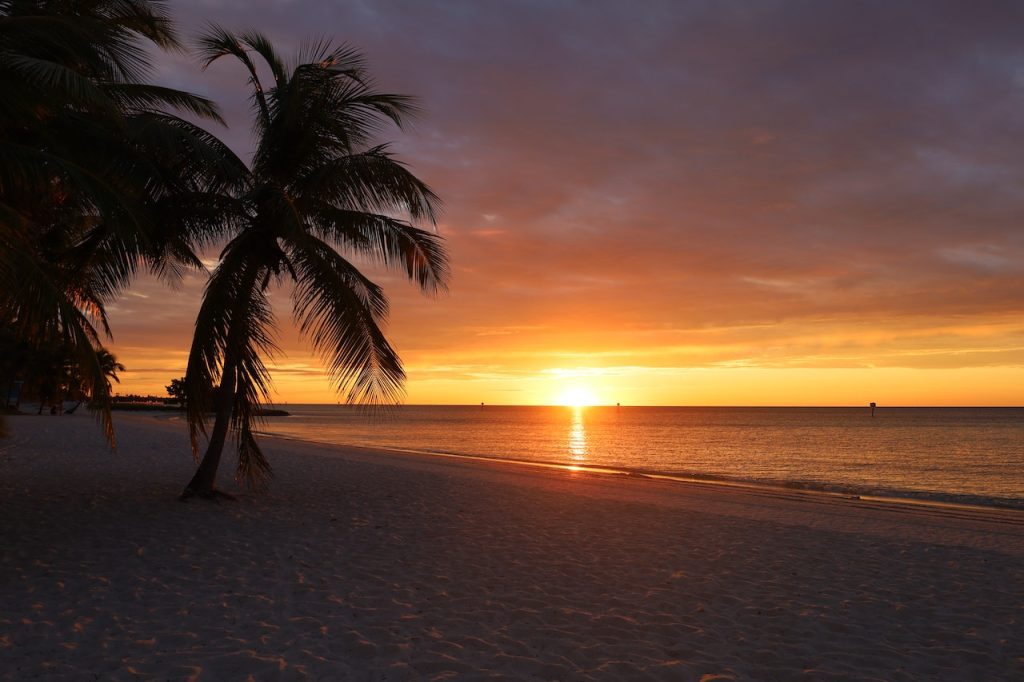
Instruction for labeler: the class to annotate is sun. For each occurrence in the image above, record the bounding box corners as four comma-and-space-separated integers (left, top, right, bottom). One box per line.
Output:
558, 386, 598, 408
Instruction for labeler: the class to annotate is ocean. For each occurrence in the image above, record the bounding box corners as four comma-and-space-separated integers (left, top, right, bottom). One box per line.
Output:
257, 405, 1024, 509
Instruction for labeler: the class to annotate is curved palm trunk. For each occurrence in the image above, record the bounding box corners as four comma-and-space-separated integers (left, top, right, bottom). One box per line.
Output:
182, 264, 259, 499
182, 355, 237, 497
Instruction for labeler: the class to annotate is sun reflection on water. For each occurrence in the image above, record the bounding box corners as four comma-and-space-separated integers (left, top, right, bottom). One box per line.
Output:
568, 406, 587, 462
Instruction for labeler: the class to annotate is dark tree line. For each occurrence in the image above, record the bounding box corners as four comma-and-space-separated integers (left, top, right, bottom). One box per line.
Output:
0, 1, 448, 496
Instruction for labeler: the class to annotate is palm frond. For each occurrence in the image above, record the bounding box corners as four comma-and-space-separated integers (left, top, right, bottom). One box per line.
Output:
238, 30, 288, 91
295, 38, 366, 82
287, 234, 405, 405
293, 146, 439, 223
124, 112, 249, 194
108, 83, 223, 123
310, 206, 448, 294
196, 24, 270, 130
103, 0, 180, 51
3, 53, 119, 114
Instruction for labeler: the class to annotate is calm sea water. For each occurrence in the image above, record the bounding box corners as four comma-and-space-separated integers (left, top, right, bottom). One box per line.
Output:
257, 405, 1024, 508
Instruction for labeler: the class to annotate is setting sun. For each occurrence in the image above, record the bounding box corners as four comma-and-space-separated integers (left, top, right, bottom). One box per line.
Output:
558, 386, 599, 407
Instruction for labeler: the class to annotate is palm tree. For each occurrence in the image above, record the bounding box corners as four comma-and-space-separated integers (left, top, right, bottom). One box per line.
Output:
95, 347, 125, 393
64, 346, 125, 413
182, 29, 449, 497
59, 346, 121, 413
0, 1, 244, 443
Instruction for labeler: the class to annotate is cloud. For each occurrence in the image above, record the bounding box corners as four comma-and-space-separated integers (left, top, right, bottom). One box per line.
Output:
108, 1, 1024, 401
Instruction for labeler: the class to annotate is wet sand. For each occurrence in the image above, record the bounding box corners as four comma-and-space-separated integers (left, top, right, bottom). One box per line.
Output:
1, 412, 1022, 680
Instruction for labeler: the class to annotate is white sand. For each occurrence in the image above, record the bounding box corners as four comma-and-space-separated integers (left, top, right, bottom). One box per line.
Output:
1, 413, 1022, 680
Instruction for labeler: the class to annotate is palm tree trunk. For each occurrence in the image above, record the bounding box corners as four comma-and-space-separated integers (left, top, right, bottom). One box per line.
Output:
182, 357, 237, 496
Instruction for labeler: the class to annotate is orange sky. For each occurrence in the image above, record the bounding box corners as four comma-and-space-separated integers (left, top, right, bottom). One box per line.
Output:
106, 1, 1024, 406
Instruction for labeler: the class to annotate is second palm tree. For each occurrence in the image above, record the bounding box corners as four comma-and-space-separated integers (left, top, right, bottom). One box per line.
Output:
183, 29, 448, 497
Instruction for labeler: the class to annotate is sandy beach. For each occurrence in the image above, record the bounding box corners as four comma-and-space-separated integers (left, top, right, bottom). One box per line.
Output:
1, 413, 1022, 680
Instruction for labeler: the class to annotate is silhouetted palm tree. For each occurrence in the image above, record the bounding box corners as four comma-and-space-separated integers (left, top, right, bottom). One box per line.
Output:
95, 348, 125, 393
47, 344, 125, 414
183, 29, 448, 497
0, 1, 244, 442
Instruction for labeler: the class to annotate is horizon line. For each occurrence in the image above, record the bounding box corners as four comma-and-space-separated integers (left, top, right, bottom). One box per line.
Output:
263, 403, 1024, 409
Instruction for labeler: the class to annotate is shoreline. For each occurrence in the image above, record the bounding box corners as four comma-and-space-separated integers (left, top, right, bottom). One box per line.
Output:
3, 413, 1023, 679
253, 430, 1024, 546
254, 426, 1024, 516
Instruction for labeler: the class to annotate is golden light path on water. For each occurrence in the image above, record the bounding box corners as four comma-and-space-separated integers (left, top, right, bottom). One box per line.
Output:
568, 406, 588, 465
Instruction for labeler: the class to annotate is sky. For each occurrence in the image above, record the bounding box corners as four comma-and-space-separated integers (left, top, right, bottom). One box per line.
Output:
107, 0, 1024, 406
